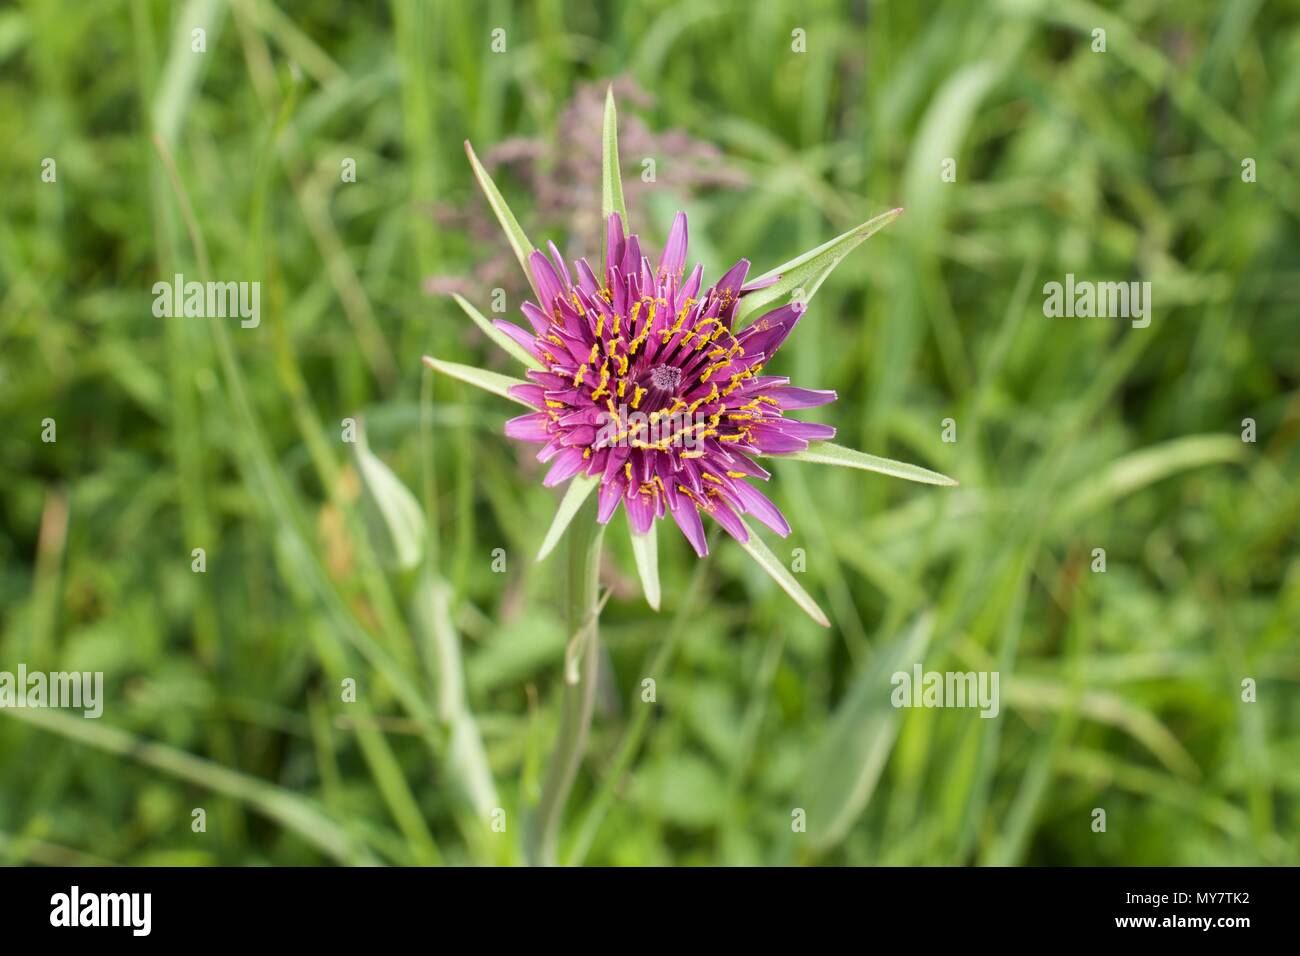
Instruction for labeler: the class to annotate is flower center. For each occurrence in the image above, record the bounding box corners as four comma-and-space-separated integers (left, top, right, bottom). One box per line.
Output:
650, 364, 682, 391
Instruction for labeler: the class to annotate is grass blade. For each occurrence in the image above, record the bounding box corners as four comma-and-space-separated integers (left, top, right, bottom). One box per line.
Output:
806, 613, 933, 851
536, 474, 600, 562
734, 208, 903, 327
1055, 434, 1246, 524
776, 440, 959, 487
3, 707, 379, 866
348, 419, 426, 571
735, 517, 829, 627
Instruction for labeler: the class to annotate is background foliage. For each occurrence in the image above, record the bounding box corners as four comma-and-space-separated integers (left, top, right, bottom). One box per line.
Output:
1, 0, 1297, 866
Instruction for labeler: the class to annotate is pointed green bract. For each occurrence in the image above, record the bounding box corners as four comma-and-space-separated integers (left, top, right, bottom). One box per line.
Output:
777, 440, 959, 486
536, 474, 600, 562
736, 517, 830, 627
450, 293, 544, 371
601, 86, 628, 227
348, 419, 426, 572
421, 355, 532, 407
628, 519, 661, 611
734, 207, 904, 327
463, 139, 541, 302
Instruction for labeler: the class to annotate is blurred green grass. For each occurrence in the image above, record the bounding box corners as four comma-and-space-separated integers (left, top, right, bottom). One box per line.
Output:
1, 0, 1297, 866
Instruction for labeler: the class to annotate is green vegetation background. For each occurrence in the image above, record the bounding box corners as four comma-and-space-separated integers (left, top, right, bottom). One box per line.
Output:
1, 0, 1297, 866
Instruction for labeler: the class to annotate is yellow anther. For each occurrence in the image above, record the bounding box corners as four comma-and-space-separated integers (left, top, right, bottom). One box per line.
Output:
700, 361, 730, 383
590, 364, 612, 400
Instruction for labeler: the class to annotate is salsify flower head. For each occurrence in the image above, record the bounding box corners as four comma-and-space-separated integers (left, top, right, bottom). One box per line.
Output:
498, 210, 831, 556
428, 88, 955, 624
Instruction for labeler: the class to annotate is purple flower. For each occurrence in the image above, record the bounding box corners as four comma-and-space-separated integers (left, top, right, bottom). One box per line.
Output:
429, 88, 952, 624
499, 211, 834, 557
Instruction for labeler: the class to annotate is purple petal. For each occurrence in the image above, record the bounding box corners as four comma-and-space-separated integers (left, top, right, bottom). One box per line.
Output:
670, 499, 709, 556
529, 251, 565, 309
714, 258, 751, 296
520, 301, 551, 335
677, 263, 703, 309
543, 448, 587, 487
606, 213, 625, 270
770, 386, 837, 409
560, 425, 597, 446
737, 302, 805, 357
597, 481, 623, 524
703, 495, 748, 542
508, 383, 547, 409
747, 424, 809, 454
504, 412, 552, 442
776, 420, 837, 442
658, 211, 688, 280
621, 234, 642, 278
731, 481, 790, 537
720, 453, 770, 481
626, 490, 656, 534
601, 445, 631, 482
575, 258, 602, 296
547, 241, 574, 291
536, 438, 564, 463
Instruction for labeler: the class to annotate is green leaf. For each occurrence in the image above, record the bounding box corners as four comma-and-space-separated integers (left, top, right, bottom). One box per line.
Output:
450, 293, 544, 371
463, 139, 540, 302
806, 613, 933, 850
776, 440, 959, 486
348, 418, 425, 571
536, 474, 600, 562
734, 207, 904, 327
735, 517, 829, 627
601, 85, 628, 227
421, 355, 532, 407
628, 518, 661, 611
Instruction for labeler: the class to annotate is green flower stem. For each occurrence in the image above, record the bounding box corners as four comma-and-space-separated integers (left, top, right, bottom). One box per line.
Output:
528, 501, 605, 866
